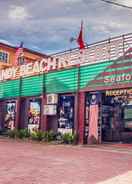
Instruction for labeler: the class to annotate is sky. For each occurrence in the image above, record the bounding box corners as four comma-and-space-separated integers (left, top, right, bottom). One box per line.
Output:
0, 0, 132, 54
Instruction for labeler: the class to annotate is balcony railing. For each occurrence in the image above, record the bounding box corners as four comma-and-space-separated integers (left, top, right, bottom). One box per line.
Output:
52, 32, 132, 66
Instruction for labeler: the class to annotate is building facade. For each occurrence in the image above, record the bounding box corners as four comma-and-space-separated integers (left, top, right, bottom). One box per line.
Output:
0, 42, 47, 69
0, 33, 132, 144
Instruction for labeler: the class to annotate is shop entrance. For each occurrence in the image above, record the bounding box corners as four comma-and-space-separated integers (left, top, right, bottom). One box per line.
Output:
101, 91, 132, 143
58, 95, 75, 134
20, 97, 41, 131
28, 98, 41, 131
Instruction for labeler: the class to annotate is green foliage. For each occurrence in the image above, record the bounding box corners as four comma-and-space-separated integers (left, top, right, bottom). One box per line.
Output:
30, 130, 44, 141
7, 128, 78, 144
62, 132, 78, 144
30, 131, 37, 140
56, 132, 63, 142
8, 129, 19, 138
17, 129, 30, 139
43, 130, 55, 142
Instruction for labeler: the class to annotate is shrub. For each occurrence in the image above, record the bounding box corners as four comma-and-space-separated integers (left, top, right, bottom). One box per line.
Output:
56, 132, 63, 142
30, 130, 44, 141
43, 130, 55, 142
30, 131, 38, 140
8, 129, 18, 138
62, 132, 77, 144
17, 129, 30, 139
36, 130, 45, 141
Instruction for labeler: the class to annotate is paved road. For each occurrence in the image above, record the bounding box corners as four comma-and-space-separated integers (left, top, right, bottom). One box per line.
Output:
0, 139, 132, 184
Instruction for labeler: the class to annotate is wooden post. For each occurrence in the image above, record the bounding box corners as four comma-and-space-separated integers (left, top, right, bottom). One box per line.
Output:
40, 94, 48, 131
15, 77, 22, 129
15, 97, 21, 129
74, 65, 80, 135
78, 92, 85, 144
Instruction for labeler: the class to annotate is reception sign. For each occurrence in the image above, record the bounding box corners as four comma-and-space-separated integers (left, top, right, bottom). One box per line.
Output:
106, 89, 132, 96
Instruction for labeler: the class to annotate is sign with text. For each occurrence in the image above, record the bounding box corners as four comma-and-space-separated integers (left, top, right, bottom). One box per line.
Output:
106, 89, 132, 96
43, 104, 57, 115
0, 57, 69, 81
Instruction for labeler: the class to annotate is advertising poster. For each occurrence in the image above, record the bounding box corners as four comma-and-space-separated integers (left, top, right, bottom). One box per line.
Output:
58, 96, 74, 134
28, 100, 40, 132
4, 102, 16, 130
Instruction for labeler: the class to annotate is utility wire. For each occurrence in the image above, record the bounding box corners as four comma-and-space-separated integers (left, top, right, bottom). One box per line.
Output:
100, 0, 132, 10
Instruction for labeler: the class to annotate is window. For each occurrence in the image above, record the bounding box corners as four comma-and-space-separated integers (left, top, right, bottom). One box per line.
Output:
18, 56, 25, 65
123, 105, 132, 130
0, 51, 9, 63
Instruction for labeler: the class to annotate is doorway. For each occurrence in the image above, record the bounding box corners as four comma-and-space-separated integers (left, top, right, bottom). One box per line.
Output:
57, 95, 75, 134
101, 93, 132, 143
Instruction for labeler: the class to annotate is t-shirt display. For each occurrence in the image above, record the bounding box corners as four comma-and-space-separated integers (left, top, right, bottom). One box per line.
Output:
58, 96, 74, 133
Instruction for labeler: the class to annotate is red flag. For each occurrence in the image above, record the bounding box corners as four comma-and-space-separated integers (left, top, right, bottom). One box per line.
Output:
14, 42, 24, 66
77, 21, 85, 50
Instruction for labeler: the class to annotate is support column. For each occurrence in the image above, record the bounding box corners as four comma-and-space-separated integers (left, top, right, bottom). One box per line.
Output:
0, 101, 4, 130
78, 92, 85, 144
40, 95, 48, 131
15, 97, 21, 129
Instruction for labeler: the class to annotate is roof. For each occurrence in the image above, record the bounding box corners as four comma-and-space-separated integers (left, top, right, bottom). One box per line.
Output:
0, 42, 48, 58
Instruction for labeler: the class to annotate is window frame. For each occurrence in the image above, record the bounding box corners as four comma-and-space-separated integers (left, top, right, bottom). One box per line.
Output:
0, 50, 9, 63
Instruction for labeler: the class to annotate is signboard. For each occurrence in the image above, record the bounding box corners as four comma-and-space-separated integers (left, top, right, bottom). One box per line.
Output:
1, 33, 131, 82
106, 89, 132, 96
47, 94, 58, 104
0, 57, 69, 82
104, 73, 132, 84
54, 35, 128, 66
44, 104, 57, 115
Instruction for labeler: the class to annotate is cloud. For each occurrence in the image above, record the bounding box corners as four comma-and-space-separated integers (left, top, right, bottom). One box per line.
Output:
8, 5, 29, 21
0, 0, 132, 54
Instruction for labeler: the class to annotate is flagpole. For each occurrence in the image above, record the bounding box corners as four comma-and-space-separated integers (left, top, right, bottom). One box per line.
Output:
69, 21, 85, 137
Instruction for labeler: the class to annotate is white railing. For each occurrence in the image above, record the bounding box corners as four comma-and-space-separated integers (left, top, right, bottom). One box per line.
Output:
52, 33, 132, 66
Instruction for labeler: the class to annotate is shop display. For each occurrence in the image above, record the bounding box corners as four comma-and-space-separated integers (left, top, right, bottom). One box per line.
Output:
28, 100, 40, 131
124, 105, 132, 129
58, 96, 74, 133
4, 102, 16, 130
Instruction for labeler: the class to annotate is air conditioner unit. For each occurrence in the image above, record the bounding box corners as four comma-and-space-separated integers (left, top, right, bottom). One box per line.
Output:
47, 94, 58, 104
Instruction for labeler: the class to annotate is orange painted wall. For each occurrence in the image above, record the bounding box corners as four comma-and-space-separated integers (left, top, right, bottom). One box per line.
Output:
0, 43, 47, 69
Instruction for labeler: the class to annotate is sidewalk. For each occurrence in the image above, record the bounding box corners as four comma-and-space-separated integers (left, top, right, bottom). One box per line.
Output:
0, 139, 132, 184
98, 171, 132, 184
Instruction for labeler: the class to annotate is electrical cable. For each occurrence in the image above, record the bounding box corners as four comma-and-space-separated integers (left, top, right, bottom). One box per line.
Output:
100, 0, 132, 10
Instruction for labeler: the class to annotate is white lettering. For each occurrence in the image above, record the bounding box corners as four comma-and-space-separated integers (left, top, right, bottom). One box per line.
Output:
104, 73, 132, 84
33, 61, 40, 73
125, 74, 131, 81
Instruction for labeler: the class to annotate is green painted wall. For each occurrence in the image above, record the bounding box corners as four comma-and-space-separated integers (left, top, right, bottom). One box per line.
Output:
0, 58, 132, 99
21, 75, 43, 96
87, 58, 132, 88
79, 61, 113, 88
0, 79, 20, 99
45, 68, 78, 93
